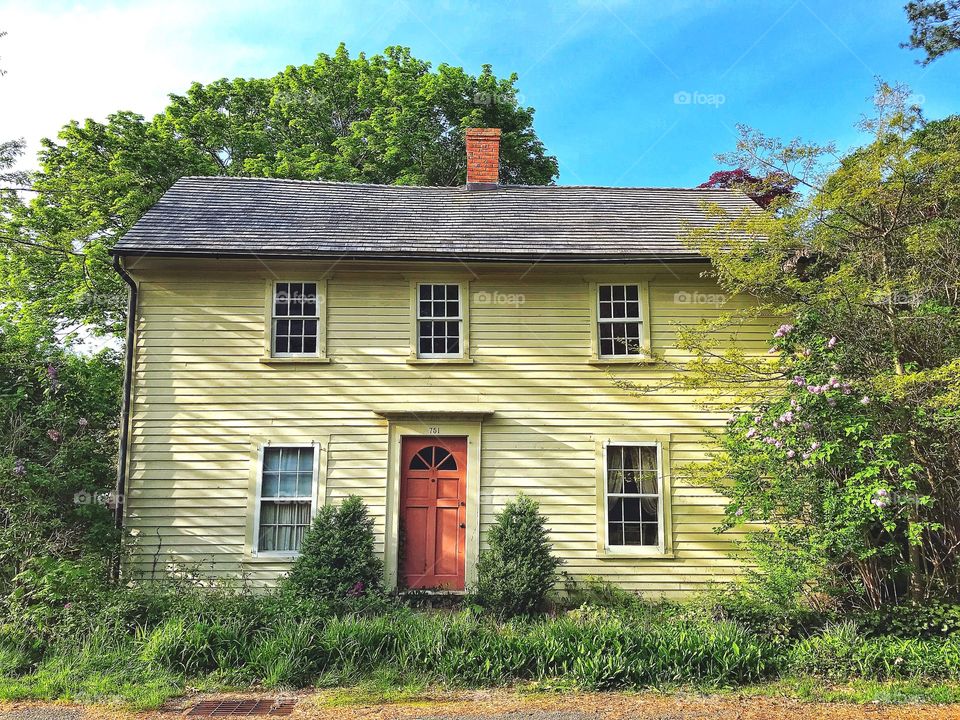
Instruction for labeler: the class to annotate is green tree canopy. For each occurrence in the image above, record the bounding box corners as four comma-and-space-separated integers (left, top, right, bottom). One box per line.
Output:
676, 84, 960, 608
1, 44, 557, 338
903, 0, 960, 64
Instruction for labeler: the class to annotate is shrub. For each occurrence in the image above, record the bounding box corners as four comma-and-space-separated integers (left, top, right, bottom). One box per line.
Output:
856, 601, 960, 639
469, 495, 563, 617
283, 496, 383, 603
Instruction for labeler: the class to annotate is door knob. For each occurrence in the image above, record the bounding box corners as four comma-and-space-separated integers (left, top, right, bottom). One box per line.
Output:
459, 523, 466, 528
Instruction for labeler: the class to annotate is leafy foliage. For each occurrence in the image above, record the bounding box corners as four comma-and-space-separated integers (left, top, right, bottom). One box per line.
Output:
284, 496, 384, 603
470, 494, 563, 617
679, 84, 960, 608
697, 168, 796, 209
903, 0, 960, 64
1, 44, 557, 338
0, 318, 120, 594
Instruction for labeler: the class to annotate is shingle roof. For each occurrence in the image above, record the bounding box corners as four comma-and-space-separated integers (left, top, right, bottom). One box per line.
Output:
113, 176, 758, 262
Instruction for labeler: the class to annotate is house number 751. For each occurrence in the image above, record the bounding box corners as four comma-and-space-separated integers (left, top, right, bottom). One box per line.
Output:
426, 426, 441, 434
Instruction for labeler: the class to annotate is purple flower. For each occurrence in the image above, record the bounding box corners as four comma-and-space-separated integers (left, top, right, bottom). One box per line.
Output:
801, 452, 811, 460
47, 429, 62, 443
774, 440, 784, 449
780, 411, 794, 424
735, 508, 744, 517
347, 581, 365, 597
774, 324, 794, 338
12, 459, 26, 478
860, 396, 871, 405
876, 488, 888, 497
746, 427, 757, 439
810, 441, 821, 451
807, 385, 821, 394
827, 336, 837, 349
842, 386, 852, 395
786, 449, 796, 458
792, 376, 806, 386
828, 377, 840, 388
78, 418, 89, 428
764, 437, 777, 445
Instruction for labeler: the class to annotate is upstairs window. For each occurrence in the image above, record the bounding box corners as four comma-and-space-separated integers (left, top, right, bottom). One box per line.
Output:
256, 445, 316, 554
417, 283, 463, 358
605, 443, 661, 548
272, 282, 319, 357
597, 284, 643, 357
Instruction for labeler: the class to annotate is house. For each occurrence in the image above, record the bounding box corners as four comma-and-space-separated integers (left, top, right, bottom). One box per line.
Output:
110, 128, 765, 596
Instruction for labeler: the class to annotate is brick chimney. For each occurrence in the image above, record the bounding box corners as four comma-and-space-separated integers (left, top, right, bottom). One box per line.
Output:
465, 127, 501, 190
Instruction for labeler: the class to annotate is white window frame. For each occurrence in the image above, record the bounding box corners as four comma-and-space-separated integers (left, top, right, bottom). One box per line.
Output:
252, 443, 320, 558
601, 440, 664, 554
270, 280, 321, 358
415, 282, 465, 359
596, 283, 645, 359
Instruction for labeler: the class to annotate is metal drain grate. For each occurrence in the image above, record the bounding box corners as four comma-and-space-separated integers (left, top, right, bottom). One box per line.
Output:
186, 698, 297, 716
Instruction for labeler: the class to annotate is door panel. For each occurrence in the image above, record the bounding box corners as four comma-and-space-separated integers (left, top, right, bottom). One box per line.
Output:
400, 436, 467, 590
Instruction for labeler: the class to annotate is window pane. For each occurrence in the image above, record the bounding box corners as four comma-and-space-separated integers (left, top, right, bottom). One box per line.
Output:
623, 522, 642, 545
446, 301, 459, 317
446, 284, 459, 301
608, 523, 624, 546
641, 497, 658, 522
258, 500, 311, 552
419, 301, 431, 317
419, 284, 431, 301
626, 285, 639, 302
642, 523, 658, 546
599, 285, 611, 302
433, 301, 445, 317
263, 448, 281, 472
297, 448, 313, 471
612, 285, 625, 301
608, 497, 623, 522
262, 471, 279, 497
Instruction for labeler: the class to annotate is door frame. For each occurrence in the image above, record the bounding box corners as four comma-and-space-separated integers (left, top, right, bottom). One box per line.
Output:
384, 418, 482, 592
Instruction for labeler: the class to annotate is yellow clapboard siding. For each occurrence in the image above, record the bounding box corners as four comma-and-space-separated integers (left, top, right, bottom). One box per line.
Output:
122, 259, 771, 597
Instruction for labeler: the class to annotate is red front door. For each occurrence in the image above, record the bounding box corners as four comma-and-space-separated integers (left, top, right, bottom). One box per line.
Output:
400, 436, 467, 590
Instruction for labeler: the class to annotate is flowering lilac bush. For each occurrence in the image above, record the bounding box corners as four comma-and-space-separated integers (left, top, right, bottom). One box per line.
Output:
0, 318, 120, 595
682, 88, 960, 609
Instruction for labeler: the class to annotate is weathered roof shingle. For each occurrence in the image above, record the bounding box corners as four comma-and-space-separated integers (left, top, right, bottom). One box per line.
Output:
113, 176, 757, 262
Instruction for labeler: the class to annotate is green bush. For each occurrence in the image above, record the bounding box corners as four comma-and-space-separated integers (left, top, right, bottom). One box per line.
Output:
283, 496, 384, 603
469, 495, 563, 617
856, 601, 960, 639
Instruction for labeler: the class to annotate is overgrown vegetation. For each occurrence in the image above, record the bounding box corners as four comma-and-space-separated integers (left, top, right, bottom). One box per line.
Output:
2, 572, 960, 709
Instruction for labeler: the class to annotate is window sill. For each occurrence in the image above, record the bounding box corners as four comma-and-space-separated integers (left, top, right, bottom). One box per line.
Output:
596, 548, 675, 559
406, 357, 475, 366
259, 356, 331, 365
243, 553, 300, 563
588, 356, 657, 366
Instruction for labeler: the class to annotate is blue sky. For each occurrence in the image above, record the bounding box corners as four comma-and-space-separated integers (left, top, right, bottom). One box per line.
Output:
1, 0, 957, 187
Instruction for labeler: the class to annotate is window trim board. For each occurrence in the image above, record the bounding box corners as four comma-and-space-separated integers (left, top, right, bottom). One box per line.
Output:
594, 434, 673, 558
408, 279, 471, 361
588, 280, 652, 362
245, 439, 327, 562
263, 278, 328, 360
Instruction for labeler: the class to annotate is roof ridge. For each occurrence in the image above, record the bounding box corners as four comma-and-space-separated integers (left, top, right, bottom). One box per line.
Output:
172, 175, 747, 194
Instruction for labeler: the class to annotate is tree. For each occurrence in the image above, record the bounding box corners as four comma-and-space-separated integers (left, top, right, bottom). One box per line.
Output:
677, 84, 960, 608
0, 44, 557, 340
698, 169, 796, 209
903, 0, 960, 64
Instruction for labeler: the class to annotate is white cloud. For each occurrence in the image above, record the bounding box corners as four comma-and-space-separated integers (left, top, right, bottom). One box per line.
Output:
0, 0, 269, 167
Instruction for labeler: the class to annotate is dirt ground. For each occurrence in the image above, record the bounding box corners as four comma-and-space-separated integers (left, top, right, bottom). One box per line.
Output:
4, 690, 960, 720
